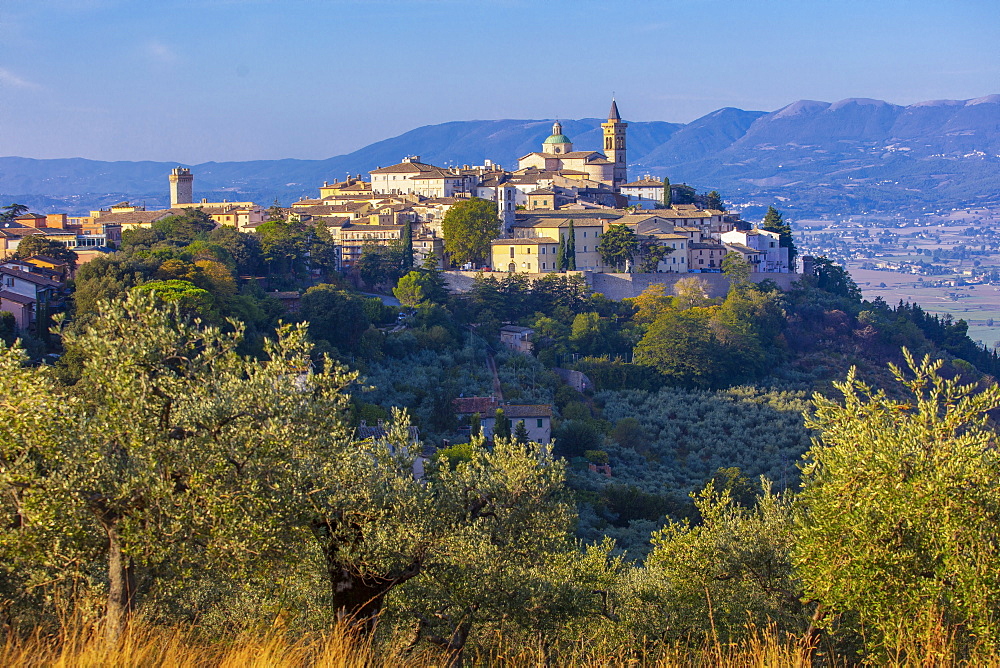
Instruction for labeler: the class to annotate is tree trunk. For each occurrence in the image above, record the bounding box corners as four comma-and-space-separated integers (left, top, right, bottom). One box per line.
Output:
105, 524, 136, 644
314, 520, 423, 633
327, 564, 395, 631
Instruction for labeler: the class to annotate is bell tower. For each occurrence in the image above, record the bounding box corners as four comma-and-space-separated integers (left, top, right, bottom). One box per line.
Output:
601, 99, 627, 189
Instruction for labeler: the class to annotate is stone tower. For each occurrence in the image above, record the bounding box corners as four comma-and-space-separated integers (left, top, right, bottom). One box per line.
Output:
601, 99, 627, 189
169, 167, 193, 206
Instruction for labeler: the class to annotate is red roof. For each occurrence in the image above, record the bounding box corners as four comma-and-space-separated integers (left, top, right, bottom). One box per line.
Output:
452, 396, 500, 415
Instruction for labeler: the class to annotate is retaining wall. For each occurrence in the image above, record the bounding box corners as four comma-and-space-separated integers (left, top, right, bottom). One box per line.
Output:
443, 270, 802, 300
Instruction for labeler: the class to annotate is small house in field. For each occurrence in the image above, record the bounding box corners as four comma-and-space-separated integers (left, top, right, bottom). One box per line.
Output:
452, 397, 552, 443
499, 325, 534, 354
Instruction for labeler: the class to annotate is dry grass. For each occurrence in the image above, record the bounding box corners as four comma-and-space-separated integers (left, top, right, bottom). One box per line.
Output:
2, 618, 996, 667
0, 620, 819, 668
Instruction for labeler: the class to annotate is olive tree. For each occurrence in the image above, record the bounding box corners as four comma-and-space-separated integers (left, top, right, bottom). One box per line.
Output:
796, 350, 1000, 657
2, 292, 356, 640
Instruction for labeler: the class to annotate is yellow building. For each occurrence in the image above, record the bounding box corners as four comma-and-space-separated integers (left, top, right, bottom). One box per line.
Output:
511, 213, 610, 271
491, 237, 559, 273
334, 224, 405, 268
648, 233, 689, 272
318, 176, 371, 199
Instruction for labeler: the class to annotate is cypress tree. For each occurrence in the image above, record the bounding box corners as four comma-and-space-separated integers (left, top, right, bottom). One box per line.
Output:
762, 205, 797, 268
493, 408, 511, 440
513, 419, 529, 445
662, 176, 672, 208
469, 412, 481, 439
556, 234, 566, 272
567, 220, 577, 271
401, 222, 413, 270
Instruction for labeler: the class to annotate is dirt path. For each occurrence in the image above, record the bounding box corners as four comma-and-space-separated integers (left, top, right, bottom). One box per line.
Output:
486, 352, 503, 401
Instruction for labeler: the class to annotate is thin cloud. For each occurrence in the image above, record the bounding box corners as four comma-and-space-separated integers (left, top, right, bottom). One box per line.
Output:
146, 40, 179, 65
0, 67, 41, 90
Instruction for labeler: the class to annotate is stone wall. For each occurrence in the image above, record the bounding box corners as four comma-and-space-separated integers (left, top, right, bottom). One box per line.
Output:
443, 270, 802, 300
588, 272, 801, 300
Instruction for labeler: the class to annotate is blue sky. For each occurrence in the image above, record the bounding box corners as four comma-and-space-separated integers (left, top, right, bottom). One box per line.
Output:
2, 0, 998, 162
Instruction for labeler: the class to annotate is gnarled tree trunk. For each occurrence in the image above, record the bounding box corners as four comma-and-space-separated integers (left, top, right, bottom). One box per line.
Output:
104, 522, 136, 643
313, 519, 423, 633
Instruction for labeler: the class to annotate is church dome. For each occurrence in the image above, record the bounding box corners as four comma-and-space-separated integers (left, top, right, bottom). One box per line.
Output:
543, 121, 571, 145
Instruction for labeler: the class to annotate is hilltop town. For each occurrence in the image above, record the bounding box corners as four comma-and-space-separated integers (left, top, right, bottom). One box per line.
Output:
0, 101, 798, 334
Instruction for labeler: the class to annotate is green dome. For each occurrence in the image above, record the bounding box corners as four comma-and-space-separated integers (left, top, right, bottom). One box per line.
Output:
543, 121, 571, 146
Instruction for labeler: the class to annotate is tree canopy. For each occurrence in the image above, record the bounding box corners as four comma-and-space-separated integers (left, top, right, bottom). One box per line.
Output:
597, 224, 639, 272
13, 235, 79, 269
762, 205, 796, 268
441, 198, 501, 266
796, 350, 1000, 656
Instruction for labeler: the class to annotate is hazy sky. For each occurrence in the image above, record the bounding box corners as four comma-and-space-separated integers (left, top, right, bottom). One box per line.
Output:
2, 0, 998, 163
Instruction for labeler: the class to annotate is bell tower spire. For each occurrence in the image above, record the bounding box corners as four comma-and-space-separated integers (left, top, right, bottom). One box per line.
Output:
601, 98, 627, 189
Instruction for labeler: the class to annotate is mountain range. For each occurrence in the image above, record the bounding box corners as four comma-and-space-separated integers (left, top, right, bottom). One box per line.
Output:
2, 95, 999, 219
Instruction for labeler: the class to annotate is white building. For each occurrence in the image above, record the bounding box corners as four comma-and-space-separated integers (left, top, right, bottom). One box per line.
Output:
720, 228, 789, 272
370, 157, 476, 198
621, 176, 666, 208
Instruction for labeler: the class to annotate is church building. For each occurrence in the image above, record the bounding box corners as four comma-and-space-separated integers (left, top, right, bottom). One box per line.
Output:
517, 100, 628, 190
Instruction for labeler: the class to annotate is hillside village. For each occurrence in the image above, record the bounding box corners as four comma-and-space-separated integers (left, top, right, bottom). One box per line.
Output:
0, 100, 794, 339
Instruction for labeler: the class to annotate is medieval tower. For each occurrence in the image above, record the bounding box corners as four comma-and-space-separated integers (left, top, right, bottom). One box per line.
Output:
169, 167, 193, 206
601, 99, 627, 189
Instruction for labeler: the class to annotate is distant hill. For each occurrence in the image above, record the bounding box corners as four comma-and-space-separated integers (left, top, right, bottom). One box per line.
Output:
2, 95, 998, 218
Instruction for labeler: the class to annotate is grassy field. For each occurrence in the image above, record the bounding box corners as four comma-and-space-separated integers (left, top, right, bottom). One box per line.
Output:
796, 207, 1000, 351
848, 267, 1000, 349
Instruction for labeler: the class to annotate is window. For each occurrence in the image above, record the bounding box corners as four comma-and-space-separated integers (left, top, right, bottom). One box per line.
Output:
510, 247, 515, 258
542, 262, 546, 269
583, 231, 587, 238
583, 246, 587, 252
541, 247, 546, 254
536, 418, 543, 428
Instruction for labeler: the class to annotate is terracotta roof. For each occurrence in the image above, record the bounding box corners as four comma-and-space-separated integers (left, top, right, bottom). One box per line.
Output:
505, 405, 552, 418
0, 267, 62, 287
356, 420, 421, 442
515, 216, 610, 228
0, 290, 35, 305
491, 237, 558, 245
622, 178, 663, 187
0, 227, 45, 238
519, 151, 609, 162
500, 325, 533, 334
452, 396, 501, 415
410, 170, 467, 180
724, 243, 759, 254
293, 204, 360, 215
26, 255, 69, 267
370, 161, 441, 174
